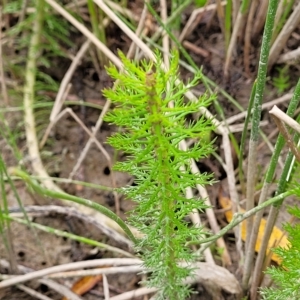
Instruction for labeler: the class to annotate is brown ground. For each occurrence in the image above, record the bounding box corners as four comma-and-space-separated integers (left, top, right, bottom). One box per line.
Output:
1, 1, 300, 299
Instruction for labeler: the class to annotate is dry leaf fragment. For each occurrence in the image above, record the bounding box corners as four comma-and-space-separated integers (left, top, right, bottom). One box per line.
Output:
218, 188, 289, 264
62, 269, 105, 300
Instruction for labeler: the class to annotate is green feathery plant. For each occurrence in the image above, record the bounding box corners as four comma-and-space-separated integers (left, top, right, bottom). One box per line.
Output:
271, 65, 291, 94
103, 51, 215, 299
260, 203, 300, 300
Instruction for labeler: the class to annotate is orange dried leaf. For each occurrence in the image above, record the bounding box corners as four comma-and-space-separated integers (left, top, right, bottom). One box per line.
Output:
218, 189, 289, 265
62, 273, 103, 300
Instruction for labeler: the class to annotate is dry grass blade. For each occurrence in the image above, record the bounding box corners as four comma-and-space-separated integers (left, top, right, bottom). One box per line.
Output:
216, 0, 225, 34
269, 105, 300, 162
49, 40, 91, 123
224, 3, 251, 78
244, 0, 259, 75
225, 92, 294, 125
126, 1, 149, 59
0, 258, 241, 298
0, 260, 83, 300
43, 107, 113, 169
45, 0, 122, 68
0, 9, 9, 105
17, 284, 54, 300
278, 46, 300, 64
270, 105, 300, 134
252, 1, 268, 40
48, 266, 142, 279
8, 205, 132, 247
0, 258, 142, 289
39, 82, 72, 148
269, 1, 300, 69
103, 274, 109, 300
179, 2, 226, 42
222, 132, 242, 263
160, 0, 169, 65
109, 287, 157, 300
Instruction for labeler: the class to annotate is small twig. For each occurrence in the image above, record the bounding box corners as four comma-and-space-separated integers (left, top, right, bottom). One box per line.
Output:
183, 41, 210, 58
232, 0, 239, 20
0, 259, 245, 298
7, 214, 133, 258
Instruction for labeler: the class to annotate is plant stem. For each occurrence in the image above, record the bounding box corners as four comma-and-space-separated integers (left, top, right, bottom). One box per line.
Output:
251, 136, 299, 299
239, 82, 256, 195
3, 214, 133, 258
244, 78, 300, 292
23, 0, 47, 181
250, 81, 300, 298
11, 168, 137, 244
243, 0, 279, 290
194, 188, 299, 248
104, 52, 215, 299
224, 0, 232, 50
0, 156, 18, 273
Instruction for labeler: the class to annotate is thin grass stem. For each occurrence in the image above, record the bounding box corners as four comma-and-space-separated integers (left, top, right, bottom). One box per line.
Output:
243, 0, 280, 291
